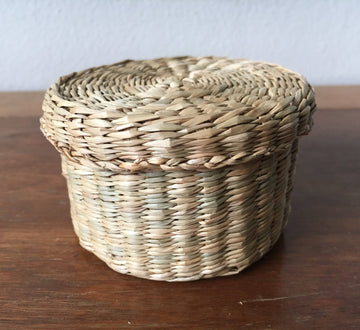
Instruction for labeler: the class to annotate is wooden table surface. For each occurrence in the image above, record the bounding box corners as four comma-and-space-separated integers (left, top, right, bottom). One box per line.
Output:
1, 89, 359, 329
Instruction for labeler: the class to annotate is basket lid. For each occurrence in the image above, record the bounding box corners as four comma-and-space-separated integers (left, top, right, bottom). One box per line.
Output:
41, 56, 316, 172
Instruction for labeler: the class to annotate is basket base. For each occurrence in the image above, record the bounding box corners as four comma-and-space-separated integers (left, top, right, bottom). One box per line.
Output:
77, 234, 275, 281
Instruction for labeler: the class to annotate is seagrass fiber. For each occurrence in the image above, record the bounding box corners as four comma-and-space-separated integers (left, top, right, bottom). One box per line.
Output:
41, 56, 316, 281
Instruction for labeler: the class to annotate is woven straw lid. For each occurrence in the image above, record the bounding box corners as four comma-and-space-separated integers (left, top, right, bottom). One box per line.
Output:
41, 56, 316, 172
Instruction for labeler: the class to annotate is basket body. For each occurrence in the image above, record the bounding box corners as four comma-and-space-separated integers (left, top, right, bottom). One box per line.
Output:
40, 56, 316, 281
62, 140, 298, 281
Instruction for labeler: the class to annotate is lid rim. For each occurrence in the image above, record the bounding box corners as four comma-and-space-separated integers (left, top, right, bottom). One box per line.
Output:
41, 56, 316, 171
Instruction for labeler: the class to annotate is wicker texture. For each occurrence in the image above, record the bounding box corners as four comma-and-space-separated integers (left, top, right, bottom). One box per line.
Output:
41, 56, 316, 281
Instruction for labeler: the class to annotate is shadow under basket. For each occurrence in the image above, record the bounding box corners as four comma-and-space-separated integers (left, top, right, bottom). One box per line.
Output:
41, 56, 316, 281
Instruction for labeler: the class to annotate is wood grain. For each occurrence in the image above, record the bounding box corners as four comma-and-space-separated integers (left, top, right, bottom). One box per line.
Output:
0, 91, 44, 117
314, 85, 360, 110
0, 92, 360, 328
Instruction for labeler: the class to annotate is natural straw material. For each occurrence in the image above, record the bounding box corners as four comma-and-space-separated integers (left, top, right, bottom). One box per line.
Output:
41, 56, 316, 281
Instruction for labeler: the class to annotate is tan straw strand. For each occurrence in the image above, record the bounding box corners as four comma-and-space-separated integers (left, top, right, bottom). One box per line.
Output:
41, 56, 316, 281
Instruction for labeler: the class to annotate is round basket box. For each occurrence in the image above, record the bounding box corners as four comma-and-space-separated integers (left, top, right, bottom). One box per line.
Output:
40, 56, 316, 281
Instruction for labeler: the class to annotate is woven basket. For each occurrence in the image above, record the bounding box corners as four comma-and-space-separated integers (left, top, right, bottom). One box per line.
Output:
40, 56, 316, 281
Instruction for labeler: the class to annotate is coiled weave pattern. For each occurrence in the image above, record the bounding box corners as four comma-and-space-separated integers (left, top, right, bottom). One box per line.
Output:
41, 56, 316, 281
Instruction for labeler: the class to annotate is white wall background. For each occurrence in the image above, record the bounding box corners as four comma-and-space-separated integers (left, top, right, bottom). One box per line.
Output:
1, 0, 359, 91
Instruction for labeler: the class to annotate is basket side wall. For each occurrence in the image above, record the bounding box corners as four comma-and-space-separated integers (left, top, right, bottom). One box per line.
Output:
61, 140, 298, 281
